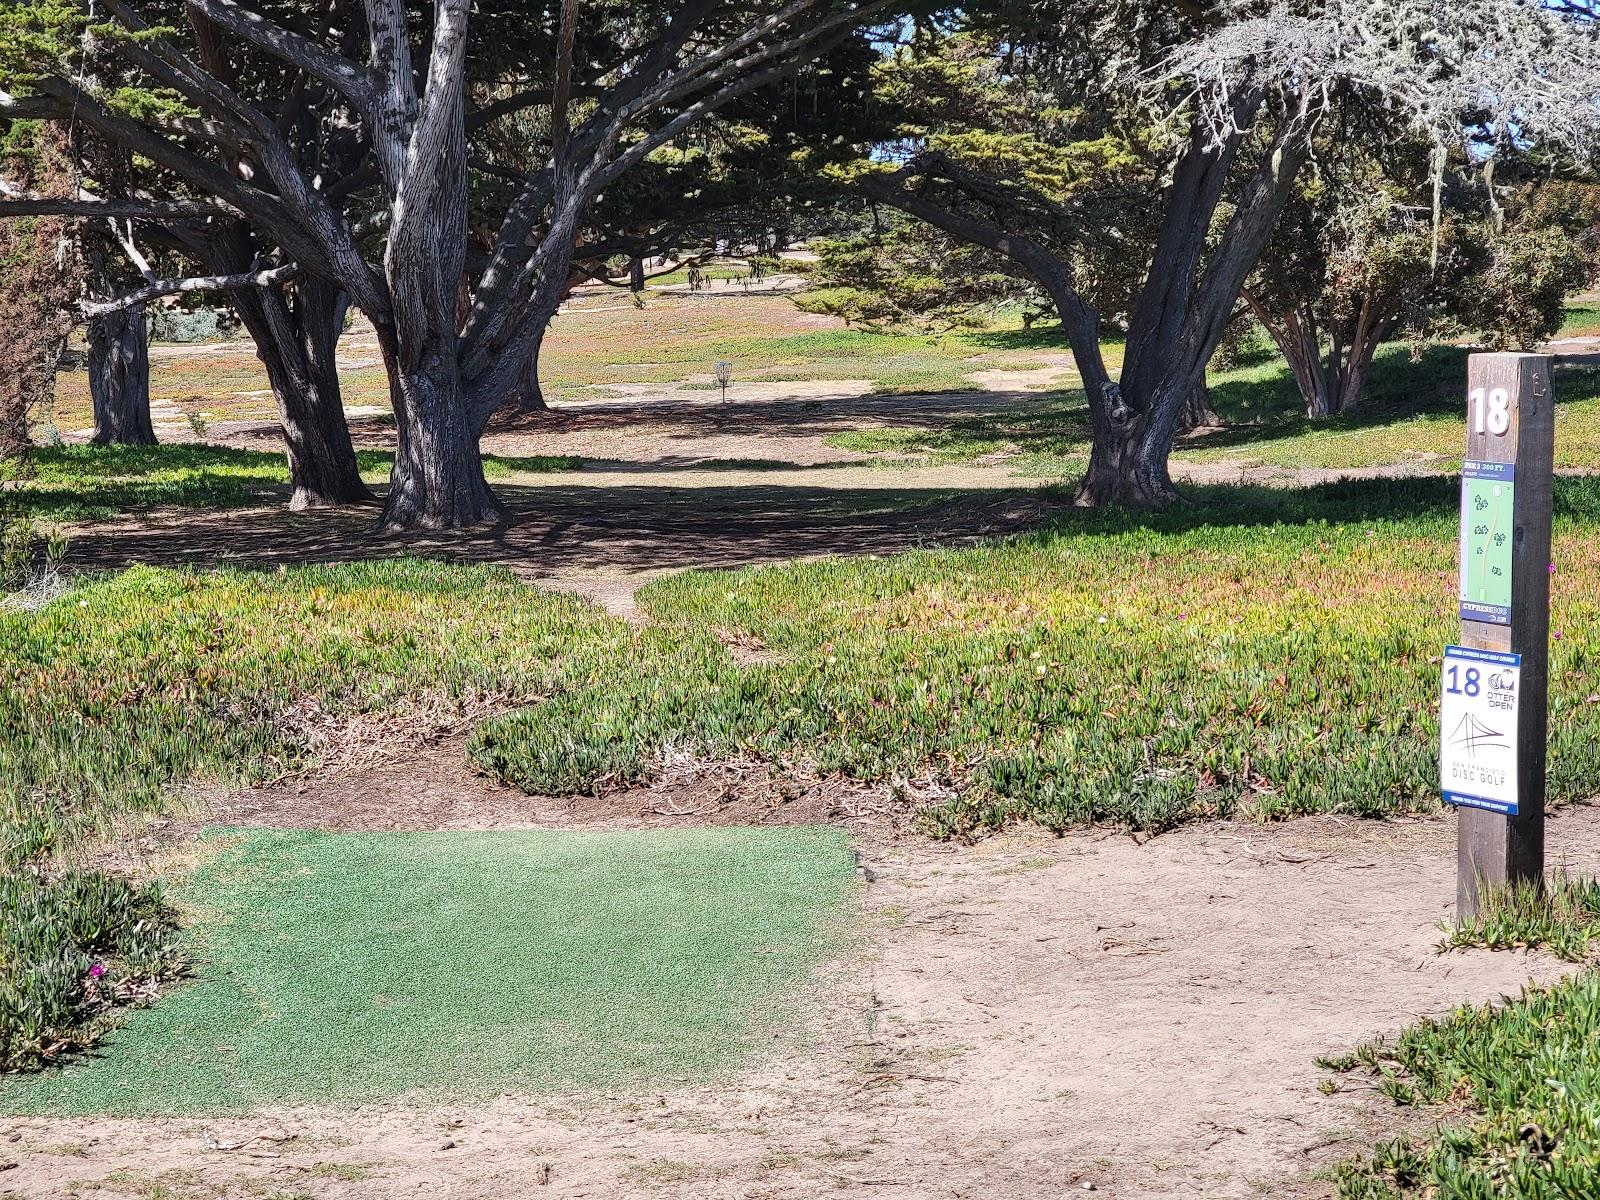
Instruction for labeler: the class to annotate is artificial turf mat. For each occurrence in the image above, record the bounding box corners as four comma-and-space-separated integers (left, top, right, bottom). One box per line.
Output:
1, 826, 855, 1115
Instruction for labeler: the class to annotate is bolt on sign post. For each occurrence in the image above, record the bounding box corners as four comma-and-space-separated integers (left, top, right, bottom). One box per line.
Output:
1444, 353, 1554, 919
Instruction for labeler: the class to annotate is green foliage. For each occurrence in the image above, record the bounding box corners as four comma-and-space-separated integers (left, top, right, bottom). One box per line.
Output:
0, 826, 853, 1113
0, 2, 85, 83
825, 394, 1088, 474
1330, 973, 1600, 1198
474, 475, 1600, 836
1459, 182, 1600, 351
1440, 876, 1600, 963
801, 30, 1161, 333
796, 219, 1047, 332
7, 444, 580, 521
147, 308, 240, 344
1, 868, 182, 1073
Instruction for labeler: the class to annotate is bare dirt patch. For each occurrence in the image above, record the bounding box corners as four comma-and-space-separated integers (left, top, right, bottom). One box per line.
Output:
211, 739, 886, 834
11, 806, 1596, 1199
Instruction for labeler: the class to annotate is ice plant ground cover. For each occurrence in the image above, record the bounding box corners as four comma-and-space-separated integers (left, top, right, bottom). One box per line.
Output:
1326, 970, 1600, 1200
475, 474, 1600, 834
0, 826, 855, 1114
11, 476, 1600, 1082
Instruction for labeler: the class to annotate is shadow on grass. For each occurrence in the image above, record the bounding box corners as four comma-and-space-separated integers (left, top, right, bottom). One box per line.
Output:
1039, 473, 1600, 540
1200, 344, 1470, 445
6, 444, 583, 521
50, 468, 1600, 589
58, 481, 1063, 579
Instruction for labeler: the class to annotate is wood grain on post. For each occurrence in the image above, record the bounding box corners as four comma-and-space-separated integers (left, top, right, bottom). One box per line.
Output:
1456, 353, 1554, 918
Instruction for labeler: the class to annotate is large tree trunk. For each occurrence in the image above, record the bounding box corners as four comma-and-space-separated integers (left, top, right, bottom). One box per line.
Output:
1180, 381, 1222, 432
88, 304, 155, 446
1249, 296, 1335, 418
1075, 373, 1190, 507
232, 273, 374, 509
510, 333, 548, 414
376, 322, 506, 530
212, 218, 371, 508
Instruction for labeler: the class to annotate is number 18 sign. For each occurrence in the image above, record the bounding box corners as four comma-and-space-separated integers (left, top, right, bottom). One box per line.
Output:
1440, 645, 1521, 815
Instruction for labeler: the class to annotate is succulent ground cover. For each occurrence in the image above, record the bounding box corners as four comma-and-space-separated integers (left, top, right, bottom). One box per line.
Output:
1327, 970, 1600, 1199
1324, 873, 1600, 1199
8, 475, 1600, 1075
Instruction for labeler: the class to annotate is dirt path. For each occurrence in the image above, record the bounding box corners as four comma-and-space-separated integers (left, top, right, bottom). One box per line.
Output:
10, 799, 1595, 1199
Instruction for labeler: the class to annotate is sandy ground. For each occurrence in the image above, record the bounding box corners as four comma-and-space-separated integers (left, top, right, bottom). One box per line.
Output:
7, 800, 1595, 1200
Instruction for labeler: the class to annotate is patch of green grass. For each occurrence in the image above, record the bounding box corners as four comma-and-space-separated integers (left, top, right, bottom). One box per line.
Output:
0, 825, 854, 1114
1182, 350, 1600, 473
3, 445, 583, 521
825, 395, 1089, 475
1440, 875, 1600, 962
481, 452, 583, 478
1562, 300, 1600, 337
7, 444, 292, 520
812, 337, 1598, 479
1327, 973, 1600, 1198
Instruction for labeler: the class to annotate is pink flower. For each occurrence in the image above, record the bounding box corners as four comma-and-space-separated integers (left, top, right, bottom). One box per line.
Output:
87, 963, 105, 980
1550, 562, 1557, 575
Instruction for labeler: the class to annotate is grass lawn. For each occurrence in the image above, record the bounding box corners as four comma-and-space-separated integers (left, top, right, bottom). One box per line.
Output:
823, 345, 1600, 478
544, 300, 1070, 396
0, 825, 854, 1114
2, 444, 581, 522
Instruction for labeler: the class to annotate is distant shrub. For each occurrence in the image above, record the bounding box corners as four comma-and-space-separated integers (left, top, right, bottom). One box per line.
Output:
148, 306, 241, 344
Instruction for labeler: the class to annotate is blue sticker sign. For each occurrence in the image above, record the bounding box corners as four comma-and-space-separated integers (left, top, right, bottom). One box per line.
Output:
1440, 644, 1521, 815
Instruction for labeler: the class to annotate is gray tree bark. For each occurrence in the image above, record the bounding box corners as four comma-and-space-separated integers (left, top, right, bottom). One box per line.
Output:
1246, 291, 1399, 420
229, 266, 374, 509
375, 322, 506, 529
12, 0, 884, 528
88, 304, 156, 446
512, 333, 549, 414
859, 94, 1307, 509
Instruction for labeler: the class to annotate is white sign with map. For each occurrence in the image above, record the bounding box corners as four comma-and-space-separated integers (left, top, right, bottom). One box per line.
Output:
1439, 644, 1521, 816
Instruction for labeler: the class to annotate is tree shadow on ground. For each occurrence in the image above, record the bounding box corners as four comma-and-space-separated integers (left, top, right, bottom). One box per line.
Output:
61, 483, 1068, 580
1197, 345, 1470, 450
1050, 474, 1600, 540
60, 473, 1600, 595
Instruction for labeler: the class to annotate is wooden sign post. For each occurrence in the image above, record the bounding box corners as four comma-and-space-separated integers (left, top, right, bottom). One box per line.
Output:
1449, 352, 1554, 919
